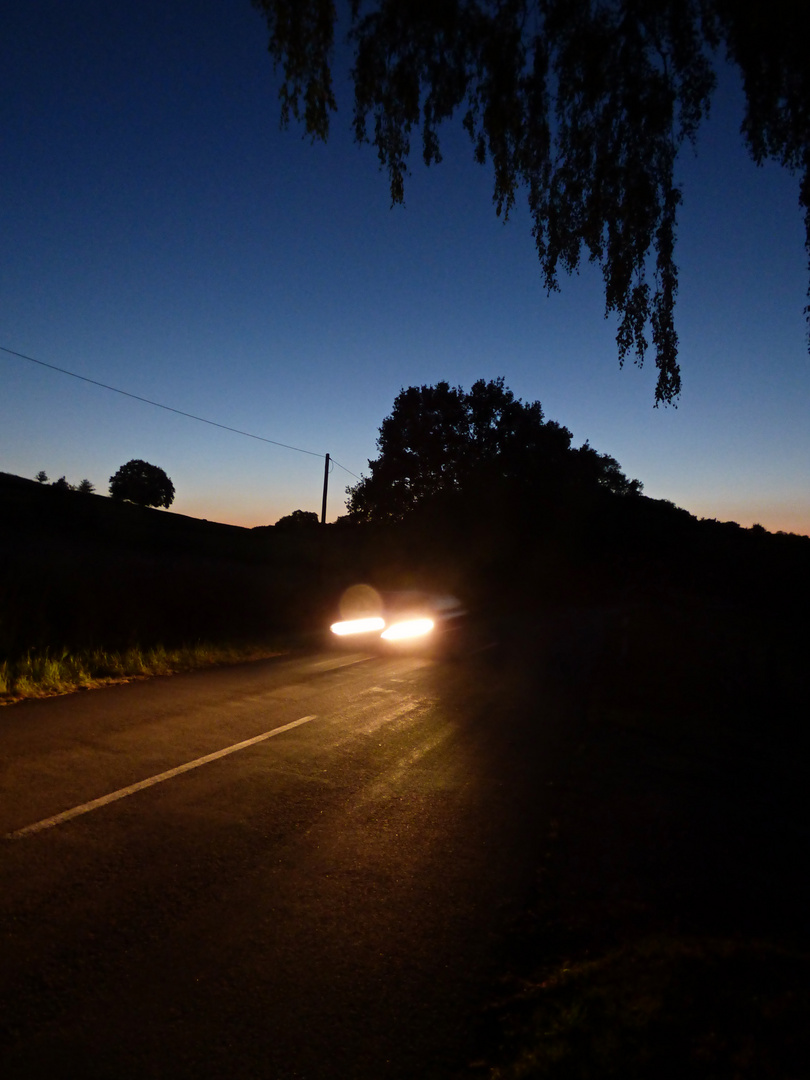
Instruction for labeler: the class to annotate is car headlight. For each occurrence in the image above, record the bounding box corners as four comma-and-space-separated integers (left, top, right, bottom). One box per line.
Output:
330, 617, 386, 636
380, 618, 435, 641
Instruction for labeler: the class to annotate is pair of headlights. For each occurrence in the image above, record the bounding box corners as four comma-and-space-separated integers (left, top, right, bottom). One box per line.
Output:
330, 616, 435, 641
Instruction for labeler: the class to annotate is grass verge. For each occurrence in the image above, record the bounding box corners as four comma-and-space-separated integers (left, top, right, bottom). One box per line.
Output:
488, 936, 810, 1079
0, 640, 290, 704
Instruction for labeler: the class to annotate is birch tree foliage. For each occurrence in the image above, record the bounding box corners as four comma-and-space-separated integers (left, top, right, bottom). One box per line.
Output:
252, 0, 810, 405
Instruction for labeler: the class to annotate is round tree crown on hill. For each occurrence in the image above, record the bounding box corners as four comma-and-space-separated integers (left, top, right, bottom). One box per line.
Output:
109, 460, 175, 509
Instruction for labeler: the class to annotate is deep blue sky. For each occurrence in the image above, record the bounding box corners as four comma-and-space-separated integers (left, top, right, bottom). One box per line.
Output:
2, 1, 808, 531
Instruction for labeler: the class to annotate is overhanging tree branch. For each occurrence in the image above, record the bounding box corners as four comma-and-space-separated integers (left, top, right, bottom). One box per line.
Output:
253, 0, 810, 405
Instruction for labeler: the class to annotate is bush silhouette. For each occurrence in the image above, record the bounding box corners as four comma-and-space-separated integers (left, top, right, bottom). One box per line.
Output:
275, 509, 320, 530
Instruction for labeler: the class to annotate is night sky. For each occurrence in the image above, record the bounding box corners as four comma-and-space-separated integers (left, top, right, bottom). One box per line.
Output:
2, 1, 808, 532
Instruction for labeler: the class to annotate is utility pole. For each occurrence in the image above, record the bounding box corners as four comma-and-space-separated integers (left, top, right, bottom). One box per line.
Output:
321, 453, 330, 524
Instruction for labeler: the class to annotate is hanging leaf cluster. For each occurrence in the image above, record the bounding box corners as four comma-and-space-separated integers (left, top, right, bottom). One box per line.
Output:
253, 1, 810, 405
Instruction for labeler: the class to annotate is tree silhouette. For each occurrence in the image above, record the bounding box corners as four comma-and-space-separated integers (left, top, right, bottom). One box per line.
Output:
109, 460, 175, 509
346, 378, 640, 522
35, 470, 48, 484
253, 0, 810, 404
77, 478, 95, 494
275, 509, 320, 529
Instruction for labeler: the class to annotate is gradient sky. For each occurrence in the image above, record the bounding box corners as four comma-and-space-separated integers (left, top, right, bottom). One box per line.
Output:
2, 1, 808, 532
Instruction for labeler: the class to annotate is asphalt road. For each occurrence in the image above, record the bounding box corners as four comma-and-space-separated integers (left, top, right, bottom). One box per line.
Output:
0, 646, 565, 1079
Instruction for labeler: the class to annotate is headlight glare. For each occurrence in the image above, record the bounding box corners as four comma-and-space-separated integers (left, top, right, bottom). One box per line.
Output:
330, 616, 386, 636
381, 618, 435, 641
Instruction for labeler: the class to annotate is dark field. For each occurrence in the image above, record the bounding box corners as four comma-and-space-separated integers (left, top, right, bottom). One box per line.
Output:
2, 470, 809, 1075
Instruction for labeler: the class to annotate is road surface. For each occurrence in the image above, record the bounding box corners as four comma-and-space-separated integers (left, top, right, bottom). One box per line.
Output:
1, 646, 566, 1078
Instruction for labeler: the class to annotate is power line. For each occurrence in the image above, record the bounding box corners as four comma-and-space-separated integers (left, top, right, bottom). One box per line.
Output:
330, 457, 362, 481
1, 344, 327, 460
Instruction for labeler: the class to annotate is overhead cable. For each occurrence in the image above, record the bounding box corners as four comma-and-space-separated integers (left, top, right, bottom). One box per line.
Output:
329, 457, 362, 480
1, 344, 328, 459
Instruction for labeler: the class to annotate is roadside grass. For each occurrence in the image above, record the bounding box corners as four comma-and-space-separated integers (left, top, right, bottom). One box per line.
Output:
488, 937, 810, 1079
0, 640, 290, 703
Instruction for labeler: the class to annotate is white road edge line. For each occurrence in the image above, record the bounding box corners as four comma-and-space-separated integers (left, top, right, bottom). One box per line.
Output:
6, 714, 318, 840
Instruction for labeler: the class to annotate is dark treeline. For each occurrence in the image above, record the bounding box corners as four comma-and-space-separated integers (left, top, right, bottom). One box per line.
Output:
2, 468, 808, 670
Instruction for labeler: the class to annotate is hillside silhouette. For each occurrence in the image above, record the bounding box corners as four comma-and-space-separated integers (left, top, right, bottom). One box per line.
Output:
1, 468, 808, 665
